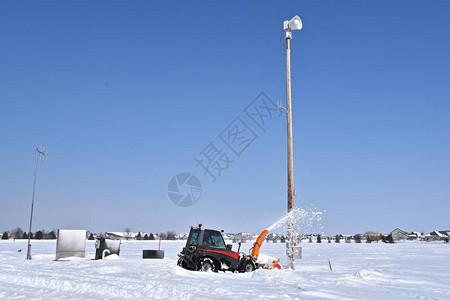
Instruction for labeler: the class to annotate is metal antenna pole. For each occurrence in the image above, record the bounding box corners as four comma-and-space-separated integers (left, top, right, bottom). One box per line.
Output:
26, 147, 46, 260
285, 31, 296, 270
26, 148, 39, 260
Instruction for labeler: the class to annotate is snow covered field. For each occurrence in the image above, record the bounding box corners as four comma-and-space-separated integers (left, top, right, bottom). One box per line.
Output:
1, 240, 449, 299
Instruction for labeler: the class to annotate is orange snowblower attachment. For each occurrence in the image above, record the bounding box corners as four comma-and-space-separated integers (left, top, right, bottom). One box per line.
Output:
252, 229, 269, 260
252, 229, 282, 270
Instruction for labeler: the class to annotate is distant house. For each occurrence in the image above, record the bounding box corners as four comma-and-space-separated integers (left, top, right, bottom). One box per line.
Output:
333, 234, 344, 243
176, 233, 189, 240
429, 230, 450, 241
424, 233, 440, 242
407, 231, 423, 241
224, 234, 234, 241
106, 232, 136, 240
354, 234, 364, 243
229, 232, 253, 243
342, 235, 353, 243
391, 228, 408, 242
267, 233, 281, 243
439, 231, 450, 238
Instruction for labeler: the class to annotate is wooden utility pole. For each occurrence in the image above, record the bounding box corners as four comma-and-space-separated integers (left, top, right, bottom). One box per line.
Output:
286, 36, 295, 213
285, 33, 296, 270
283, 14, 302, 271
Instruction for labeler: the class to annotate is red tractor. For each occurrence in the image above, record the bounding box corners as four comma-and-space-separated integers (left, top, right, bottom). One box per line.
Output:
177, 224, 280, 272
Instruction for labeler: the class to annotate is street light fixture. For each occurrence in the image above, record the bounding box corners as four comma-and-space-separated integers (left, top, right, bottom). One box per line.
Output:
26, 146, 47, 260
283, 15, 302, 270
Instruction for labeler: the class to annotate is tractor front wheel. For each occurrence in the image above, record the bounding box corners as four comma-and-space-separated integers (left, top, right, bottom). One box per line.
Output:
241, 260, 256, 273
177, 258, 188, 269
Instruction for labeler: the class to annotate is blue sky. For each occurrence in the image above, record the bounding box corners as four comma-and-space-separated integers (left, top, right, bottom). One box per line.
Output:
1, 1, 449, 235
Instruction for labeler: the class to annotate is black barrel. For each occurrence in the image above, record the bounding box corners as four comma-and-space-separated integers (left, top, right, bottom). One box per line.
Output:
143, 250, 164, 259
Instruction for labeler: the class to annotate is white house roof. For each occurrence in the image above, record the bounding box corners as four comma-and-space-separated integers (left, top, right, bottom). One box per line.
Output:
106, 232, 136, 238
391, 228, 408, 235
431, 231, 445, 237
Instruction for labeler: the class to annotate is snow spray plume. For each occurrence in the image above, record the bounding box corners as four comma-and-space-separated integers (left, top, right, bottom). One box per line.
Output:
266, 207, 323, 235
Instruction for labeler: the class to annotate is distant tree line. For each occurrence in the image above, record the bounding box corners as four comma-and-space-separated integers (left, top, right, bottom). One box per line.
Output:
1, 228, 180, 241
138, 231, 176, 240
3, 228, 446, 243
1, 228, 57, 240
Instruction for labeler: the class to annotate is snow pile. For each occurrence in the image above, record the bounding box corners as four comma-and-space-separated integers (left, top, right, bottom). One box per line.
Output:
104, 254, 119, 260
1, 240, 450, 299
255, 253, 279, 266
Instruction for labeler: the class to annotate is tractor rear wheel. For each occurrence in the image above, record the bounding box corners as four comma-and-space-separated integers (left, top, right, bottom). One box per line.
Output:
199, 258, 216, 272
